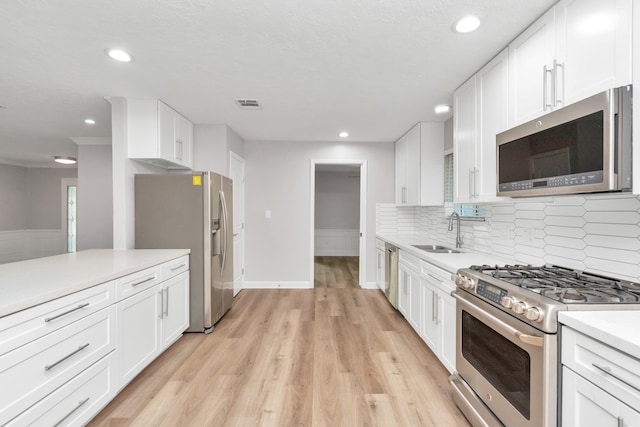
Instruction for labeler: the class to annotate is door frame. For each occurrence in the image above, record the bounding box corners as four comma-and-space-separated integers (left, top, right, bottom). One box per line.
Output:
309, 159, 368, 287
229, 151, 245, 296
61, 177, 78, 253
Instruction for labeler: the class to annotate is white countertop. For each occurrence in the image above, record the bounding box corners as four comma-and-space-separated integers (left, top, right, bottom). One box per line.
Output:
559, 311, 640, 360
377, 233, 514, 273
0, 249, 190, 318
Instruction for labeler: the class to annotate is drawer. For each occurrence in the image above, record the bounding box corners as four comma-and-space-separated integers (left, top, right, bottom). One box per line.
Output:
0, 281, 114, 356
5, 352, 116, 426
399, 250, 420, 272
562, 326, 640, 410
420, 260, 454, 286
162, 255, 189, 281
115, 265, 161, 301
0, 307, 116, 425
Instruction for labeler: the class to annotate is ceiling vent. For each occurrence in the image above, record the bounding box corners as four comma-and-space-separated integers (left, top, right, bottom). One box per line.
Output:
235, 99, 261, 110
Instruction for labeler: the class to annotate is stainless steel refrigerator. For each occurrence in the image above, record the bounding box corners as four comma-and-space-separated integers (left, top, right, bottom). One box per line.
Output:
134, 171, 233, 333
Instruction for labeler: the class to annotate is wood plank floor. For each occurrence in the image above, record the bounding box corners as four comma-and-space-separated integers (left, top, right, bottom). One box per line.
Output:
89, 288, 469, 426
314, 256, 359, 288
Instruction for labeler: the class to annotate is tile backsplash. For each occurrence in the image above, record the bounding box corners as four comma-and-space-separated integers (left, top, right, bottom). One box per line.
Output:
377, 193, 640, 282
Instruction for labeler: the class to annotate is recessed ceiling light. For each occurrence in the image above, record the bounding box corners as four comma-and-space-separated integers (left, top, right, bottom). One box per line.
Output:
434, 104, 451, 114
84, 118, 96, 125
105, 48, 134, 62
54, 156, 77, 165
453, 16, 481, 33
339, 131, 349, 138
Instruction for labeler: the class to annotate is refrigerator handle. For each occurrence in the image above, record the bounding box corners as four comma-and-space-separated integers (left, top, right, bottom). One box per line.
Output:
220, 190, 229, 274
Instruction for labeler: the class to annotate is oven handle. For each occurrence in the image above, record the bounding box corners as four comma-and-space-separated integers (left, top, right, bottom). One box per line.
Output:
452, 291, 544, 348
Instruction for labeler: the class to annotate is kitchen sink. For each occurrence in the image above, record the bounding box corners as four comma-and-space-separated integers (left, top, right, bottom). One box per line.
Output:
412, 244, 461, 254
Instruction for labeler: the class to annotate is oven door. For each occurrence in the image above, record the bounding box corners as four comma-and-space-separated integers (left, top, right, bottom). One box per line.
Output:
452, 290, 557, 427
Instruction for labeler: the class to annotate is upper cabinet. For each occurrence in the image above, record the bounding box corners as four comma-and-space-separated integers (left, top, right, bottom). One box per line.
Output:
128, 99, 194, 170
454, 49, 508, 203
395, 122, 444, 206
508, 0, 632, 127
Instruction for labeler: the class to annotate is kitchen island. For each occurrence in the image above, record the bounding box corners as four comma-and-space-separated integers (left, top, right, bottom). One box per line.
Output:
0, 249, 190, 426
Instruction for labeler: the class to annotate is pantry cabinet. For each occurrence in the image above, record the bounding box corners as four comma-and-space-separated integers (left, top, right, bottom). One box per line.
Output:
128, 99, 194, 169
508, 0, 632, 127
453, 49, 508, 203
395, 122, 444, 206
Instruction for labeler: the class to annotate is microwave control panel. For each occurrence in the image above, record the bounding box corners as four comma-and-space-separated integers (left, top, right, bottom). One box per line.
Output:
499, 171, 604, 193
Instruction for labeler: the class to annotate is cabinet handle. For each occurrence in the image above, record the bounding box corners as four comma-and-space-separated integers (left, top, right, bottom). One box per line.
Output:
164, 288, 169, 317
427, 273, 442, 282
44, 303, 90, 323
53, 397, 90, 427
131, 276, 155, 287
473, 168, 479, 197
402, 186, 407, 203
170, 263, 186, 271
617, 417, 624, 427
543, 65, 553, 111
553, 60, 564, 107
44, 343, 90, 371
159, 290, 164, 319
432, 290, 436, 322
592, 363, 640, 393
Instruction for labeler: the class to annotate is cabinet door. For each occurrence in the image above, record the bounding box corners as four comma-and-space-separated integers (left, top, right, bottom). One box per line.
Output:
438, 288, 456, 374
453, 76, 477, 203
161, 272, 189, 349
476, 49, 508, 202
395, 136, 407, 204
508, 7, 556, 126
407, 269, 421, 333
158, 102, 176, 164
405, 125, 421, 205
562, 367, 640, 426
376, 248, 385, 291
397, 265, 410, 316
175, 114, 193, 168
117, 285, 161, 389
420, 279, 437, 351
555, 0, 632, 107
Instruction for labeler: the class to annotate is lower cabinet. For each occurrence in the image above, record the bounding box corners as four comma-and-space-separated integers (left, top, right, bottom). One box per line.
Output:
375, 239, 385, 291
398, 251, 421, 329
161, 271, 189, 348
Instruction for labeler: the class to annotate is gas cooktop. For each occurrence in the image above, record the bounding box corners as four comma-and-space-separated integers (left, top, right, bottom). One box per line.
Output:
468, 264, 640, 304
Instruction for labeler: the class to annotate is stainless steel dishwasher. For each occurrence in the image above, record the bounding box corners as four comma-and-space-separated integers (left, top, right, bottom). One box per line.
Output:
384, 242, 398, 308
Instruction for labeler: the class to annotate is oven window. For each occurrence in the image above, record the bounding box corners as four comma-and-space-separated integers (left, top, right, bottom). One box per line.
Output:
462, 311, 531, 419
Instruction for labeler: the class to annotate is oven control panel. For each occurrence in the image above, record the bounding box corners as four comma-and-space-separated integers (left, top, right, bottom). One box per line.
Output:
476, 280, 508, 304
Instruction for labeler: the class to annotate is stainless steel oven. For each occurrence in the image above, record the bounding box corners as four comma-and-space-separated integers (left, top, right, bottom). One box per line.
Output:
450, 290, 557, 427
449, 264, 640, 427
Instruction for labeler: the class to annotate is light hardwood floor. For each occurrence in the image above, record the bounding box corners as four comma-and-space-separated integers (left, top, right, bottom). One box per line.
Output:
89, 288, 469, 426
314, 256, 359, 288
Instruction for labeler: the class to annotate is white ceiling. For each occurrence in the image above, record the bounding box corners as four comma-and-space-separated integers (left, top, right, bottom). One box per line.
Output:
0, 0, 555, 165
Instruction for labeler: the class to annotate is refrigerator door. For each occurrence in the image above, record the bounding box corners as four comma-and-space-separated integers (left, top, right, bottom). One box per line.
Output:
221, 176, 234, 315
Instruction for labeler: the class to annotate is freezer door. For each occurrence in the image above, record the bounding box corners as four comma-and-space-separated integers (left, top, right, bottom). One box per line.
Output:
221, 176, 234, 315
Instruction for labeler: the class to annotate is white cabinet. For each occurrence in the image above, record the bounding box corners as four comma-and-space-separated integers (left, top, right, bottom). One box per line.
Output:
161, 271, 189, 348
395, 122, 444, 206
562, 326, 640, 426
508, 0, 632, 126
420, 260, 456, 373
397, 251, 421, 329
375, 239, 385, 291
127, 99, 194, 169
453, 49, 508, 204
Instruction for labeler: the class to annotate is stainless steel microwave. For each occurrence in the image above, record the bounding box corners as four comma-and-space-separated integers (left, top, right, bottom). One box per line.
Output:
496, 86, 632, 197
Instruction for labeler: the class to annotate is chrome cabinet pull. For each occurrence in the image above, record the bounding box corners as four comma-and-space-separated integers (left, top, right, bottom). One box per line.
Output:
44, 303, 90, 323
427, 273, 442, 283
617, 416, 624, 427
543, 65, 553, 111
432, 291, 436, 323
170, 263, 186, 271
164, 288, 169, 317
592, 363, 640, 393
44, 343, 90, 371
131, 276, 155, 287
159, 290, 164, 319
553, 60, 564, 107
53, 397, 90, 427
468, 169, 473, 198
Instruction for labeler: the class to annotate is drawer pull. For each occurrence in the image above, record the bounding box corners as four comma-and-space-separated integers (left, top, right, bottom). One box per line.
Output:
44, 343, 90, 371
592, 363, 640, 393
427, 273, 442, 282
170, 263, 186, 271
53, 397, 90, 427
618, 416, 624, 427
131, 276, 155, 287
44, 303, 90, 323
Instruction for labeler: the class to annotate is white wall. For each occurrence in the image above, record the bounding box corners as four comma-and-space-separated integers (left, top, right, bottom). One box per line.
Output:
0, 163, 28, 230
193, 124, 245, 177
26, 167, 78, 229
314, 171, 360, 229
444, 117, 453, 151
244, 140, 394, 287
77, 144, 113, 250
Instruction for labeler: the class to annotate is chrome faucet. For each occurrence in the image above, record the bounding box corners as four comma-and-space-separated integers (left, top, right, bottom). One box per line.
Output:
448, 212, 463, 248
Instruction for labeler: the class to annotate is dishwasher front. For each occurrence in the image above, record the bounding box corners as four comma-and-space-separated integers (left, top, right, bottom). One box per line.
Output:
384, 243, 398, 308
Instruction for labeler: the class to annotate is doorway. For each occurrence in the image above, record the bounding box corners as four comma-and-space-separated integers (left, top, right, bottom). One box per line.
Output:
309, 160, 367, 288
61, 178, 77, 253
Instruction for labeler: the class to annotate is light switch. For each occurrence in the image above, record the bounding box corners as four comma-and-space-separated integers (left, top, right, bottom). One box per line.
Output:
265, 210, 271, 219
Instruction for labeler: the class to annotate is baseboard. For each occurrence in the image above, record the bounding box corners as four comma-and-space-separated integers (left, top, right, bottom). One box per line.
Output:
243, 281, 313, 289
361, 281, 379, 289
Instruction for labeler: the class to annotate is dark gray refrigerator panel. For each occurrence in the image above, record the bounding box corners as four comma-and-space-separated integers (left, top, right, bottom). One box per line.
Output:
135, 172, 233, 333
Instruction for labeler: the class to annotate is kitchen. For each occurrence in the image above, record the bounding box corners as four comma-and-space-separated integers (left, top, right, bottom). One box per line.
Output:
1, 0, 640, 426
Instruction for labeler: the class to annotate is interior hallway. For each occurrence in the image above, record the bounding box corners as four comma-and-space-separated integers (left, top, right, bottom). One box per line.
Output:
314, 256, 359, 288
